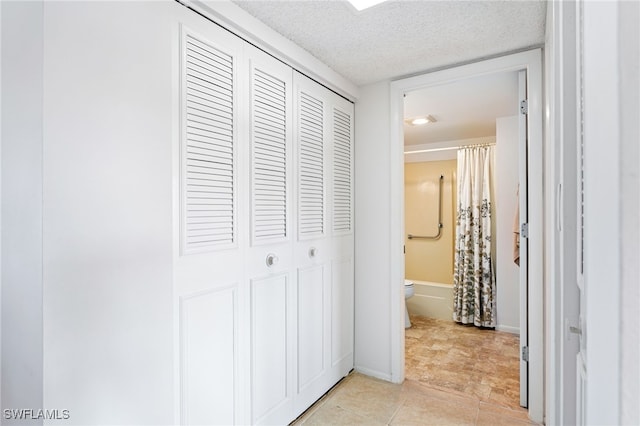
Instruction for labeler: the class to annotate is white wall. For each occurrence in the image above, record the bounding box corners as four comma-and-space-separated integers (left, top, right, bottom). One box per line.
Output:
1, 2, 44, 422
354, 81, 393, 380
582, 1, 640, 423
582, 2, 628, 424
41, 2, 175, 423
619, 2, 640, 423
495, 116, 520, 333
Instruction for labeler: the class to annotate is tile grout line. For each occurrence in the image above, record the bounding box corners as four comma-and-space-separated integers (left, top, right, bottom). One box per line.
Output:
473, 404, 481, 425
385, 394, 407, 425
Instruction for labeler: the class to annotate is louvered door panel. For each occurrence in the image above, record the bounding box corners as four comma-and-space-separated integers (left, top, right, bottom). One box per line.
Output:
251, 68, 288, 243
175, 17, 246, 426
298, 92, 324, 238
247, 49, 295, 426
181, 32, 236, 254
332, 107, 353, 234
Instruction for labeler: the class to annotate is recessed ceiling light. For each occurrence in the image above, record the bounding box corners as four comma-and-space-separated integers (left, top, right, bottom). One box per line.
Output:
404, 115, 437, 126
411, 117, 430, 125
347, 0, 388, 11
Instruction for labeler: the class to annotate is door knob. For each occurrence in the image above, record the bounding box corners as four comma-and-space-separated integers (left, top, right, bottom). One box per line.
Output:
309, 247, 317, 258
266, 253, 279, 267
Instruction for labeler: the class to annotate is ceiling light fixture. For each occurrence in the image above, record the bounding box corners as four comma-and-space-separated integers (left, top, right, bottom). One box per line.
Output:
347, 0, 388, 11
404, 115, 437, 126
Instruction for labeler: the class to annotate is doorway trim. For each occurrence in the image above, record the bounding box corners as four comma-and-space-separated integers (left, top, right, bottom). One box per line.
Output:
388, 49, 544, 423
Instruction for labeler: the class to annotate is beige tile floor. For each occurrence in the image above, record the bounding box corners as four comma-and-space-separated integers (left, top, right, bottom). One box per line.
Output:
405, 315, 524, 412
292, 315, 537, 425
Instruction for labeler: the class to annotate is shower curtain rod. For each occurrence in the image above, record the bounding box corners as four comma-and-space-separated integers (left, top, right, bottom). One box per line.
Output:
404, 142, 495, 155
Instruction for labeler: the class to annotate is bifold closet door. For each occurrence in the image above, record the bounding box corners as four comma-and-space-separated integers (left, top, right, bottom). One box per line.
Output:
292, 73, 333, 415
328, 94, 355, 383
245, 46, 296, 426
173, 8, 354, 425
174, 11, 247, 426
292, 72, 355, 413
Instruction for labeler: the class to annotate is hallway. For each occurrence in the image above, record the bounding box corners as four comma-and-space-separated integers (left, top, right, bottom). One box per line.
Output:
293, 315, 535, 425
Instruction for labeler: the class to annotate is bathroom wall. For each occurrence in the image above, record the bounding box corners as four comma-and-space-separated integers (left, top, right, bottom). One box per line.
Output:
404, 127, 520, 333
404, 160, 456, 284
495, 116, 520, 333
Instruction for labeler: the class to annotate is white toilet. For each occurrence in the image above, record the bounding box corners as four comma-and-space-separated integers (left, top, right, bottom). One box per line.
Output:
404, 280, 415, 328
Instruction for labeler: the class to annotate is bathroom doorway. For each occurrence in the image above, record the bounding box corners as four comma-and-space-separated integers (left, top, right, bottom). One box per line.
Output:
401, 70, 523, 411
388, 49, 544, 423
402, 70, 521, 332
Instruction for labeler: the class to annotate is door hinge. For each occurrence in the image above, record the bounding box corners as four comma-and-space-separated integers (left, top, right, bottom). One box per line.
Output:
521, 223, 529, 238
522, 346, 529, 362
520, 99, 528, 115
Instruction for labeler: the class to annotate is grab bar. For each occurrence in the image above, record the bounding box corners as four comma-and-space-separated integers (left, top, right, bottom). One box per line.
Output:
407, 174, 444, 240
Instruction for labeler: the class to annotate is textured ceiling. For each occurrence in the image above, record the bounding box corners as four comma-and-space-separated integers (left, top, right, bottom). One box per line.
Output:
232, 0, 546, 86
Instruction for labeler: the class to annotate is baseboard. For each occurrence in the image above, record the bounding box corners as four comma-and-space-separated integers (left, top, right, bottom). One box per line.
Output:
354, 366, 392, 382
497, 324, 520, 334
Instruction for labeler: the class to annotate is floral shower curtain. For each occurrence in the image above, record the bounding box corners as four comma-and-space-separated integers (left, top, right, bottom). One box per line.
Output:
453, 145, 496, 327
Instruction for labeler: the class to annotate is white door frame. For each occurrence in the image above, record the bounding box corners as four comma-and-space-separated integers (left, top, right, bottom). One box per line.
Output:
517, 69, 529, 408
388, 49, 544, 424
545, 1, 582, 424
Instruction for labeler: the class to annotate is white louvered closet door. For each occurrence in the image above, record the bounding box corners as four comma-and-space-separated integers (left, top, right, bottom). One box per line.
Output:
245, 46, 296, 426
174, 12, 248, 426
328, 94, 355, 383
292, 72, 333, 416
174, 8, 354, 425
291, 72, 355, 416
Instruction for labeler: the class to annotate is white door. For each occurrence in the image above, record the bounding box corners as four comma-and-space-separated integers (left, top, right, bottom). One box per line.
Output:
292, 72, 332, 415
173, 9, 355, 425
174, 12, 247, 426
291, 73, 355, 416
327, 96, 355, 383
245, 45, 296, 426
517, 70, 529, 408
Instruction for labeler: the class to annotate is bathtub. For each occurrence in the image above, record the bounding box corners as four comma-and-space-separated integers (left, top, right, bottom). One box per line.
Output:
406, 280, 453, 321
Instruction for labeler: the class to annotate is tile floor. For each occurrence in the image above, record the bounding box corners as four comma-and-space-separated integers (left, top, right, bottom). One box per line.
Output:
405, 315, 523, 411
292, 315, 537, 425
